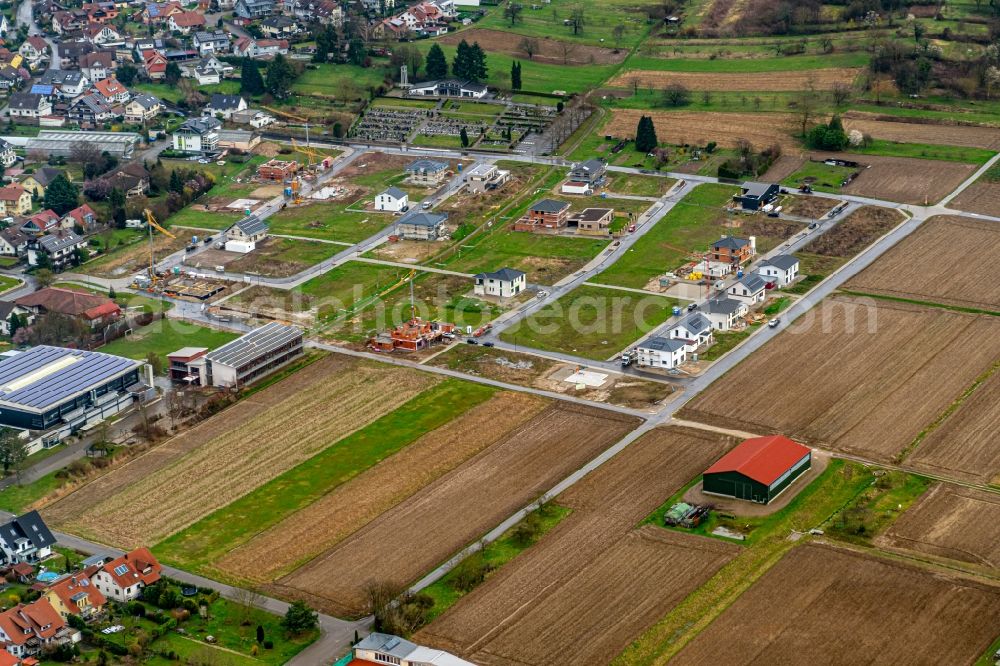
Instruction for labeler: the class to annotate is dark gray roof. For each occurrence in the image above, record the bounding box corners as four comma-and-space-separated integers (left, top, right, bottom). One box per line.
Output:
0, 345, 140, 412
8, 93, 45, 111
194, 30, 229, 42
262, 15, 295, 26
674, 312, 712, 335
530, 198, 569, 214
0, 302, 17, 320
38, 231, 83, 253
573, 159, 605, 174
400, 212, 446, 228
705, 297, 744, 315
759, 254, 799, 271
178, 117, 221, 134
355, 633, 417, 659
382, 186, 407, 199
640, 336, 686, 352
713, 236, 750, 250
405, 159, 448, 174
130, 93, 160, 110
208, 93, 244, 111
575, 207, 612, 222
233, 215, 268, 236
0, 511, 55, 551
206, 322, 302, 368
39, 69, 84, 87
736, 273, 767, 293
29, 167, 62, 187
741, 181, 777, 197
476, 267, 525, 282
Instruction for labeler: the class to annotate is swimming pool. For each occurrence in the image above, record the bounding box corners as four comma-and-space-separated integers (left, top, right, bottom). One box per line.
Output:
36, 571, 61, 582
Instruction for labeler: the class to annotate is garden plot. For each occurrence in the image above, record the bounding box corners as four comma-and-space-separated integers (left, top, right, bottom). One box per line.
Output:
437, 29, 627, 66
669, 543, 1000, 666
679, 296, 1000, 463
609, 68, 860, 91
879, 484, 1000, 571
606, 110, 799, 149
416, 426, 738, 666
846, 216, 1000, 312
270, 403, 641, 617
53, 357, 435, 547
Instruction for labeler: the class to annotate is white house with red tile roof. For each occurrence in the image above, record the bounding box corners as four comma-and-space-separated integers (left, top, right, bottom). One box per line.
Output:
0, 599, 68, 657
168, 10, 206, 33
90, 548, 162, 602
92, 76, 129, 104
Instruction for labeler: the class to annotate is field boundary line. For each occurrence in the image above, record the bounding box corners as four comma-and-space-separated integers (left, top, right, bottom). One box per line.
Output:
838, 290, 1000, 317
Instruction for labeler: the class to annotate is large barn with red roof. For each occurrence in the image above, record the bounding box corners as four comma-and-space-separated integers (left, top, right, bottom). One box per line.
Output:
702, 435, 811, 504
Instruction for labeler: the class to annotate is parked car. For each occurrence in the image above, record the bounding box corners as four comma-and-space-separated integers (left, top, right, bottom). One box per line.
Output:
466, 338, 478, 345
687, 303, 698, 312
482, 341, 495, 347
808, 222, 818, 229
768, 318, 780, 328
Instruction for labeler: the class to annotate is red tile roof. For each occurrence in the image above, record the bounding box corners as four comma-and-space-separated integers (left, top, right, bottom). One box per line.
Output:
15, 287, 120, 321
170, 10, 205, 26
46, 573, 106, 615
63, 204, 97, 226
0, 599, 64, 646
0, 184, 26, 202
704, 435, 811, 486
98, 547, 161, 590
0, 648, 18, 666
93, 77, 125, 98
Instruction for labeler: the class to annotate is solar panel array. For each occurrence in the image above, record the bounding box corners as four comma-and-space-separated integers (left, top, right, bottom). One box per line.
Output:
0, 346, 140, 411
205, 323, 302, 369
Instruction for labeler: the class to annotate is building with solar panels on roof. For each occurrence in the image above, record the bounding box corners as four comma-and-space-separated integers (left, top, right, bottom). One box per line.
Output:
0, 346, 151, 444
183, 322, 303, 388
702, 435, 812, 504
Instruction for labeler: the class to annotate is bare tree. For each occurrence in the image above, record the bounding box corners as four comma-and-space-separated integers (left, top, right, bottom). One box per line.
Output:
558, 40, 578, 65
612, 23, 625, 50
69, 141, 102, 167
569, 5, 585, 35
830, 82, 852, 106
233, 587, 263, 624
519, 37, 539, 60
794, 78, 818, 137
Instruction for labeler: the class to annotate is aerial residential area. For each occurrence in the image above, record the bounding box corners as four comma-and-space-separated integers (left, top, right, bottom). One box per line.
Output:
0, 0, 991, 662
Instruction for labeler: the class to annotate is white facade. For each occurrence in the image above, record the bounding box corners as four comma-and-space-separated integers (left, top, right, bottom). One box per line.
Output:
375, 188, 408, 212
474, 269, 525, 299
225, 239, 255, 253
704, 298, 748, 331
727, 275, 767, 305
560, 181, 591, 195
90, 569, 142, 602
636, 337, 686, 369
756, 256, 800, 286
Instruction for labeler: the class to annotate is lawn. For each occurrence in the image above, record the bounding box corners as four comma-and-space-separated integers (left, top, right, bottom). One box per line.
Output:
472, 0, 651, 48
100, 319, 239, 365
850, 140, 995, 165
370, 97, 439, 110
447, 229, 608, 285
412, 133, 465, 149
780, 161, 857, 193
596, 184, 740, 289
605, 173, 677, 197
153, 380, 495, 576
292, 63, 391, 99
415, 41, 617, 94
0, 470, 63, 513
266, 203, 392, 243
0, 275, 21, 294
785, 251, 847, 295
697, 326, 756, 362
499, 284, 683, 360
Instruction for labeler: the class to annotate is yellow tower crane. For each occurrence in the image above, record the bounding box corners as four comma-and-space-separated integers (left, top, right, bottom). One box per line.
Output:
144, 208, 176, 284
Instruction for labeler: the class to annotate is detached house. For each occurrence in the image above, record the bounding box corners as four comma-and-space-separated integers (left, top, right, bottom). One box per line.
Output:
79, 51, 115, 82
711, 235, 755, 267
90, 547, 162, 602
172, 117, 220, 154
62, 204, 99, 231
736, 181, 779, 211
168, 11, 206, 34
0, 512, 55, 566
562, 158, 606, 195
82, 22, 122, 46
636, 337, 686, 370
403, 159, 448, 186
105, 163, 151, 198
44, 574, 106, 621
124, 93, 161, 123
0, 185, 32, 217
92, 76, 129, 104
18, 36, 49, 64
8, 93, 51, 121
397, 212, 446, 241
20, 168, 64, 198
704, 296, 748, 331
727, 273, 768, 305
39, 70, 89, 98
203, 93, 246, 119
513, 199, 570, 232
755, 254, 799, 287
0, 139, 16, 168
224, 215, 268, 251
67, 93, 117, 127
20, 210, 62, 236
374, 186, 408, 212
141, 1, 183, 24
234, 0, 275, 18
193, 31, 230, 56
233, 37, 287, 58
0, 599, 69, 658
261, 15, 298, 37
142, 50, 168, 80
668, 312, 714, 352
29, 231, 87, 270
473, 267, 525, 299
0, 228, 29, 257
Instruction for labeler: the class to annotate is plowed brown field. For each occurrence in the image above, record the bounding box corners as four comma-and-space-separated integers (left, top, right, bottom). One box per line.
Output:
907, 368, 1000, 484
837, 153, 976, 205
57, 359, 435, 547
847, 216, 1000, 311
606, 110, 798, 149
880, 484, 1000, 570
610, 69, 860, 91
680, 297, 1000, 462
950, 180, 1000, 216
43, 355, 351, 527
842, 113, 1000, 149
416, 426, 738, 666
272, 403, 641, 617
215, 391, 550, 583
670, 543, 1000, 666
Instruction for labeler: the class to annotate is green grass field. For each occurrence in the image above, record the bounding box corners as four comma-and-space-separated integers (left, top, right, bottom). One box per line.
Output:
100, 320, 239, 365
472, 0, 651, 48
448, 229, 607, 285
154, 379, 495, 576
850, 140, 995, 165
596, 184, 739, 289
624, 52, 868, 72
0, 275, 21, 294
781, 161, 857, 193
292, 63, 391, 99
0, 470, 62, 514
266, 203, 392, 243
500, 284, 682, 360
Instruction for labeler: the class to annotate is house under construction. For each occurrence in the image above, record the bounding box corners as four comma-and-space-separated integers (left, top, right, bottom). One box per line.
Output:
368, 318, 456, 352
